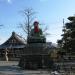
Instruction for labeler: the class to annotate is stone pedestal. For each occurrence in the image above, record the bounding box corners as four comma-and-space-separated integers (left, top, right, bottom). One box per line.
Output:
18, 43, 52, 69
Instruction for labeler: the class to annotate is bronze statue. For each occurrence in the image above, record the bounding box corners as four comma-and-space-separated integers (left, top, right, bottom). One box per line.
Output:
30, 21, 42, 37
27, 21, 46, 43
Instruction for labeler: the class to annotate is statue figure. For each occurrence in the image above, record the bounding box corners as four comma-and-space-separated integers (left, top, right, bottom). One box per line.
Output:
30, 21, 42, 37
27, 21, 46, 43
5, 48, 9, 61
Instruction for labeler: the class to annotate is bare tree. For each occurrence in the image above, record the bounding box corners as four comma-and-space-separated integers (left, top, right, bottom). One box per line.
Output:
19, 8, 35, 37
43, 25, 50, 36
19, 8, 50, 39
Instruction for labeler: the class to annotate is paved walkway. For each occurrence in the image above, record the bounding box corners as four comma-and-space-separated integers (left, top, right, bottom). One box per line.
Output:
1, 61, 75, 75
0, 61, 50, 75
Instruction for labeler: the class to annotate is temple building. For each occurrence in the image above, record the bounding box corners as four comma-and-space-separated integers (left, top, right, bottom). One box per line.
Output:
0, 32, 26, 61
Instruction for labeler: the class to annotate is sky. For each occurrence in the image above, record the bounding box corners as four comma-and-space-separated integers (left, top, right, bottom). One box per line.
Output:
0, 0, 75, 44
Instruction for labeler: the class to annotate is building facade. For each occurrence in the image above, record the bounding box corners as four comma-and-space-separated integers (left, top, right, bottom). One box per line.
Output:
0, 32, 26, 61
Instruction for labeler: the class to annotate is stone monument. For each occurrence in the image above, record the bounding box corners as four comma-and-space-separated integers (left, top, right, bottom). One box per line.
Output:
18, 21, 53, 69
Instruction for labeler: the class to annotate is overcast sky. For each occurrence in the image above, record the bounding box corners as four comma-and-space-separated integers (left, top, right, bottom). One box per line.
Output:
0, 0, 75, 44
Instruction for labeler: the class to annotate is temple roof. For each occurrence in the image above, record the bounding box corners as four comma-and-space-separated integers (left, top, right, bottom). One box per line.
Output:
0, 32, 26, 49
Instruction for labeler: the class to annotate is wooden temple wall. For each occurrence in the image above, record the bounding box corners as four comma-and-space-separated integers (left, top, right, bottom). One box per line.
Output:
0, 48, 25, 61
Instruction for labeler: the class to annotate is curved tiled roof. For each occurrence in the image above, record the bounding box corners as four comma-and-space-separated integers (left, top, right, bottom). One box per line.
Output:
0, 32, 26, 49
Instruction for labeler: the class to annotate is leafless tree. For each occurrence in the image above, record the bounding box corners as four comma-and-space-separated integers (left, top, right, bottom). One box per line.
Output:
19, 8, 50, 38
19, 8, 35, 37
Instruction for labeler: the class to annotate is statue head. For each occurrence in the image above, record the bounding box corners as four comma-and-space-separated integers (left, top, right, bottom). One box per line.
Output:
33, 21, 39, 33
34, 21, 39, 27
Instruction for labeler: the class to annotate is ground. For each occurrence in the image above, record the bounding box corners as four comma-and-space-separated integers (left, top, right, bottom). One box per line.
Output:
0, 61, 75, 75
0, 61, 50, 75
